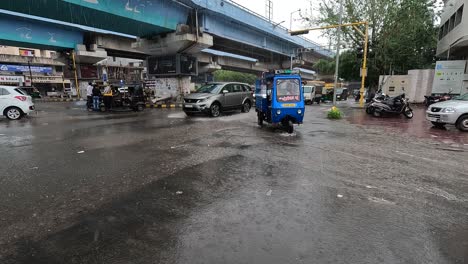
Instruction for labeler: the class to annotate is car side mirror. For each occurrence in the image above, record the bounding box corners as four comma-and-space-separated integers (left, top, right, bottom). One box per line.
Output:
223, 90, 229, 94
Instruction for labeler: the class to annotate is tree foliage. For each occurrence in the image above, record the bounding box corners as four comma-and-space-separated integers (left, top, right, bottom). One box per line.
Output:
213, 70, 257, 84
314, 59, 335, 75
313, 0, 438, 86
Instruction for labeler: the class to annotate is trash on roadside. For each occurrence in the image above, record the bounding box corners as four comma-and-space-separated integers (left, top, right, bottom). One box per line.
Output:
176, 191, 183, 195
266, 189, 272, 196
337, 194, 344, 198
30, 167, 39, 170
77, 151, 85, 154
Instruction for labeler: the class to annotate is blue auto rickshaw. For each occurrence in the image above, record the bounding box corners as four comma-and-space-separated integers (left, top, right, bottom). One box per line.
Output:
255, 70, 305, 133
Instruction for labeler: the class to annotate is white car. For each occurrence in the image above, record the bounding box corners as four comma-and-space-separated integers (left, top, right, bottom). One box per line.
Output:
426, 93, 468, 131
0, 86, 35, 120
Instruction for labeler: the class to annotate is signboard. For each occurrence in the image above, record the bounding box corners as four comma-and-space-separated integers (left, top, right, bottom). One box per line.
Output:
19, 49, 35, 57
179, 54, 197, 76
0, 64, 53, 74
148, 56, 177, 75
26, 76, 65, 84
0, 75, 24, 84
79, 65, 99, 79
433, 60, 467, 94
147, 54, 198, 76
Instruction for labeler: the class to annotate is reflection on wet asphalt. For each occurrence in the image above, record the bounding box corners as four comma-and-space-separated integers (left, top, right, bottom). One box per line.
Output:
346, 103, 468, 146
0, 101, 467, 264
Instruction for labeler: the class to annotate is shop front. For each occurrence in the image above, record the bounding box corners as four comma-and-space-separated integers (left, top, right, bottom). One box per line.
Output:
0, 75, 24, 86
25, 75, 72, 96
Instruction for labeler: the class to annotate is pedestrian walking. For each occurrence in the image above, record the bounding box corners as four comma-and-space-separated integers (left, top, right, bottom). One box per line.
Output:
86, 82, 93, 109
103, 84, 113, 110
92, 85, 101, 111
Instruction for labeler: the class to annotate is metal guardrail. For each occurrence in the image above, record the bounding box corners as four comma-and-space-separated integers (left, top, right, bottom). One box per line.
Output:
224, 0, 333, 56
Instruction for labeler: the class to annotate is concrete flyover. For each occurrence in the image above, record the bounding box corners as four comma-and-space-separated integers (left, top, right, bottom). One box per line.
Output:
0, 0, 333, 74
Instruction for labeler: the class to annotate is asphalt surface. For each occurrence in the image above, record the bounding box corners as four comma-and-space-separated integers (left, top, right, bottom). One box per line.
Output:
0, 101, 467, 264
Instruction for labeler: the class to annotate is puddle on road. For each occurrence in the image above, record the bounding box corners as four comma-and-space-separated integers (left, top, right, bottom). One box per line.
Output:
346, 106, 468, 146
167, 112, 187, 119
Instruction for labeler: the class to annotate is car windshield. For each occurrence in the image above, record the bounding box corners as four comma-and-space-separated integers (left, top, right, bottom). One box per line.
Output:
303, 86, 312, 93
196, 84, 224, 94
277, 79, 300, 102
454, 93, 468, 101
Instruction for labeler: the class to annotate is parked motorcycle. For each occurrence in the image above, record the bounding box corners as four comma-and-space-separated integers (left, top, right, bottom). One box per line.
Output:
424, 93, 453, 107
424, 89, 454, 107
365, 92, 388, 115
369, 93, 413, 119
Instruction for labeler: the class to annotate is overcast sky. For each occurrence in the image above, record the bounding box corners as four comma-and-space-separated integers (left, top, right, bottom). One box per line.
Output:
232, 0, 328, 46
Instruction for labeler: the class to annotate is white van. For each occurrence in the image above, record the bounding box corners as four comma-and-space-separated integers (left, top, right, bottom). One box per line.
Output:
303, 86, 316, 104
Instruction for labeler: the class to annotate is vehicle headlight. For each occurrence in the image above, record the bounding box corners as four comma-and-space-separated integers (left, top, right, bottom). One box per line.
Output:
297, 109, 302, 114
197, 99, 206, 103
276, 110, 281, 115
442, 107, 456, 113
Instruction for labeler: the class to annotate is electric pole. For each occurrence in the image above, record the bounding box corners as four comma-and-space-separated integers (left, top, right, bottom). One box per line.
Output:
332, 0, 343, 106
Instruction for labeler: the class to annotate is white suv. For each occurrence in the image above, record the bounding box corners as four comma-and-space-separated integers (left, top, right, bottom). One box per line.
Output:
0, 86, 35, 120
426, 93, 468, 131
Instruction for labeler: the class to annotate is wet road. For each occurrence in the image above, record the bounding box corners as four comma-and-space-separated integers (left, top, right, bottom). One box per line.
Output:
0, 101, 467, 264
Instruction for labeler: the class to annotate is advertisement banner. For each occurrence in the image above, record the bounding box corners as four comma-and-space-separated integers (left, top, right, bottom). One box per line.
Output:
0, 64, 53, 74
19, 49, 35, 57
433, 60, 467, 94
79, 65, 99, 79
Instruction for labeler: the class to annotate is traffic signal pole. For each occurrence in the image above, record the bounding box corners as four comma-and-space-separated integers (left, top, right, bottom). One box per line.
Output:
290, 21, 369, 107
71, 51, 80, 98
359, 23, 369, 107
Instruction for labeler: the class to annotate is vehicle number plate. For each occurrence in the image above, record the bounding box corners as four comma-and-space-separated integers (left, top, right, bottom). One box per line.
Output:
282, 103, 296, 107
427, 116, 438, 122
184, 104, 193, 108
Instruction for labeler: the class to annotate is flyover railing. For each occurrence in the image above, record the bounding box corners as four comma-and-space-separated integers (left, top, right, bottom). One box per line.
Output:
224, 0, 334, 57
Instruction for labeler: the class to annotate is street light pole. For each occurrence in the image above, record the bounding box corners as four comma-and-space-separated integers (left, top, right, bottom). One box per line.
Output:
332, 0, 343, 106
27, 58, 33, 87
290, 9, 301, 31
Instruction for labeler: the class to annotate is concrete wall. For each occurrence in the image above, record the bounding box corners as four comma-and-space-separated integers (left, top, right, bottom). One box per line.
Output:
147, 77, 194, 100
379, 69, 435, 103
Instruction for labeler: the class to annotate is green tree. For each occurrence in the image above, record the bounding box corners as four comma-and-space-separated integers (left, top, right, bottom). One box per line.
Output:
314, 59, 335, 75
213, 70, 257, 84
338, 50, 361, 81
313, 0, 438, 86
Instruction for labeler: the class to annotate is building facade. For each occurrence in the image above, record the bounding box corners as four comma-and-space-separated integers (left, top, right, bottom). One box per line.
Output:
436, 0, 468, 93
437, 0, 467, 59
0, 45, 69, 95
